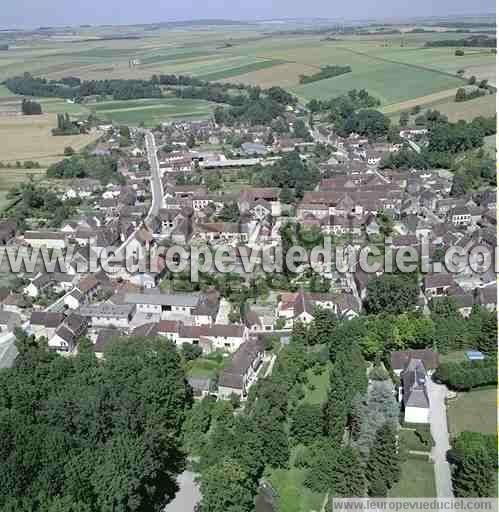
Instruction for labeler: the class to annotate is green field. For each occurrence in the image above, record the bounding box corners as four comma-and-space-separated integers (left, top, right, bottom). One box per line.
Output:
268, 467, 325, 512
301, 365, 331, 405
198, 59, 287, 81
389, 458, 436, 497
0, 25, 494, 115
447, 388, 497, 436
88, 97, 217, 126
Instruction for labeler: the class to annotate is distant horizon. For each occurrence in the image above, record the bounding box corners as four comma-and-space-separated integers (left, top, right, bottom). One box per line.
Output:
1, 1, 495, 31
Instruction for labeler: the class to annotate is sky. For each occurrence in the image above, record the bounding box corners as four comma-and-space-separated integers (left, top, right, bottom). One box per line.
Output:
1, 0, 495, 29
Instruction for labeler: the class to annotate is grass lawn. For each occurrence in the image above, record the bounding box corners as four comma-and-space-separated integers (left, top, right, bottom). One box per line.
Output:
268, 467, 325, 512
301, 365, 331, 405
447, 388, 497, 436
186, 354, 228, 380
389, 458, 436, 498
399, 428, 432, 452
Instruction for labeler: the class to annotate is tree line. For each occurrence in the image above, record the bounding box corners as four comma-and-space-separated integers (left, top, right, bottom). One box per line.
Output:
424, 36, 496, 48
46, 153, 125, 184
299, 65, 352, 84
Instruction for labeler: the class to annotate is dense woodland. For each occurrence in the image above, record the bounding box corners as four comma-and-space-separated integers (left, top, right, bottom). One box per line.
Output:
0, 333, 191, 511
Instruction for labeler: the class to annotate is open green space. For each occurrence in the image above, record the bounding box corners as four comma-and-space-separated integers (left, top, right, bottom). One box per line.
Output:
301, 365, 331, 405
447, 388, 497, 436
88, 97, 217, 126
267, 467, 325, 512
198, 59, 286, 81
389, 458, 436, 497
186, 354, 228, 380
291, 49, 464, 105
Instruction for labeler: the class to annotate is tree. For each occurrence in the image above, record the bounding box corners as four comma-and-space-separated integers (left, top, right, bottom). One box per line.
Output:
304, 440, 338, 492
468, 76, 477, 85
217, 202, 240, 222
199, 458, 255, 512
291, 403, 323, 445
455, 88, 467, 102
187, 133, 196, 148
331, 446, 366, 497
21, 98, 42, 115
293, 119, 311, 140
365, 274, 419, 315
181, 342, 202, 361
366, 424, 400, 497
64, 146, 75, 156
323, 342, 367, 445
451, 432, 497, 497
280, 185, 295, 204
0, 335, 190, 510
399, 111, 409, 127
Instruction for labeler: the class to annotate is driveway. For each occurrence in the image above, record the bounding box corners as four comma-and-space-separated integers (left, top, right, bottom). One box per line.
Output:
428, 379, 454, 497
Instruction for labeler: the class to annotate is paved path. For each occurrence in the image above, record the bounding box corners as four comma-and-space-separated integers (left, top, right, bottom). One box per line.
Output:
164, 470, 201, 512
428, 379, 454, 498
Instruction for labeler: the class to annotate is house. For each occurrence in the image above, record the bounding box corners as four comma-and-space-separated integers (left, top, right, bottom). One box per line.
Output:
24, 272, 75, 298
240, 142, 268, 156
218, 339, 264, 400
64, 288, 84, 310
2, 293, 25, 315
194, 222, 248, 244
188, 377, 213, 398
24, 231, 67, 249
124, 291, 197, 321
48, 313, 88, 353
79, 303, 136, 329
400, 358, 430, 424
424, 273, 454, 297
277, 289, 360, 328
390, 349, 439, 376
450, 206, 471, 227
29, 311, 65, 339
177, 323, 248, 353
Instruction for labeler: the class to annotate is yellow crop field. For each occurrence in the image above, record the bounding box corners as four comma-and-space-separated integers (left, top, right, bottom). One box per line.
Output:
0, 113, 99, 166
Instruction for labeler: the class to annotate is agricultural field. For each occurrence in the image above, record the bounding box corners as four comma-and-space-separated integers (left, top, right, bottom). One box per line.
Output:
384, 92, 497, 122
0, 113, 99, 193
447, 388, 497, 436
0, 26, 494, 113
87, 96, 218, 126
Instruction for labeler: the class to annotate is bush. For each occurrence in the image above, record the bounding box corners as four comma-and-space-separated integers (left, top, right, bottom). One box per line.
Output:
434, 358, 497, 391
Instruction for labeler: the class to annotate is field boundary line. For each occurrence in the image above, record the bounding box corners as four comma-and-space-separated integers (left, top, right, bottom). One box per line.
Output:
335, 46, 469, 82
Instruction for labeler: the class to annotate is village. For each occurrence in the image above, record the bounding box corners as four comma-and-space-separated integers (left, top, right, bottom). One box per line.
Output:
0, 111, 495, 405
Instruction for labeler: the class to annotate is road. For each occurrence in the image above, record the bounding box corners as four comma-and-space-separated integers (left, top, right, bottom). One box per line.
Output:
116, 130, 165, 256
428, 379, 454, 498
144, 130, 165, 217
